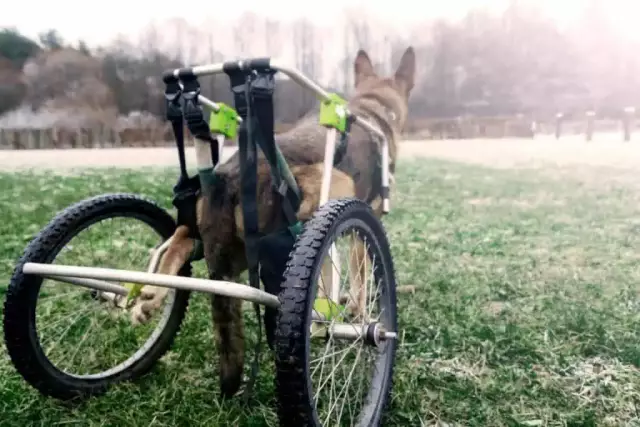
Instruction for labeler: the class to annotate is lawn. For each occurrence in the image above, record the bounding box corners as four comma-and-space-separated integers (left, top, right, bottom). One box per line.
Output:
1, 159, 640, 426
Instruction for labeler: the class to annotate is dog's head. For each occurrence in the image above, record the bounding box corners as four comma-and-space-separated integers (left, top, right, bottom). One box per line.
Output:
350, 46, 416, 132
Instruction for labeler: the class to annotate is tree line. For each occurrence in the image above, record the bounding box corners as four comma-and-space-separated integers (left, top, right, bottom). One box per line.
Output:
0, 1, 638, 130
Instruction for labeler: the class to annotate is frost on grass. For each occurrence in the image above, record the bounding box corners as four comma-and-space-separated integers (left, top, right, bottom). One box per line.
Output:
428, 357, 490, 380
530, 357, 640, 424
466, 191, 567, 208
562, 357, 638, 402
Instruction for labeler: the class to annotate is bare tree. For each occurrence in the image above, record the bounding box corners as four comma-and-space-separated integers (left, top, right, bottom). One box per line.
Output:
22, 48, 117, 128
164, 18, 201, 66
233, 11, 259, 57
138, 22, 160, 57
339, 10, 374, 93
291, 18, 321, 118
264, 18, 282, 58
341, 17, 353, 93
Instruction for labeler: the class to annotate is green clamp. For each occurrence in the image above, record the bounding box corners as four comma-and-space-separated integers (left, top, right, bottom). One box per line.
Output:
319, 93, 348, 133
124, 282, 144, 304
209, 103, 239, 139
313, 298, 346, 321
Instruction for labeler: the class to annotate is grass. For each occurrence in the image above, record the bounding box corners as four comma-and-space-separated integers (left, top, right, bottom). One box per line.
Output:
2, 159, 640, 426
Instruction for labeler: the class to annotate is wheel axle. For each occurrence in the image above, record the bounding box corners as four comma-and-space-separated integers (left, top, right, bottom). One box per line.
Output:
313, 321, 397, 345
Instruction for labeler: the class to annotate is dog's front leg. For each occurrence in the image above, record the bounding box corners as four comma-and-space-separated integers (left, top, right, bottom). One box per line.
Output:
130, 225, 194, 325
347, 234, 368, 321
293, 164, 357, 308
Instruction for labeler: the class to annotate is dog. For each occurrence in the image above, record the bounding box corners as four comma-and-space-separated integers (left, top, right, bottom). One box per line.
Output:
128, 46, 416, 398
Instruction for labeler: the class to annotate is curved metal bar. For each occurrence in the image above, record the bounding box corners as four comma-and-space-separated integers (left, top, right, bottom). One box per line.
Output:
166, 57, 392, 213
168, 59, 384, 138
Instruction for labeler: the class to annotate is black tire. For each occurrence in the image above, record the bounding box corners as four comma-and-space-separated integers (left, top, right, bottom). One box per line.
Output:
274, 198, 397, 427
3, 193, 191, 401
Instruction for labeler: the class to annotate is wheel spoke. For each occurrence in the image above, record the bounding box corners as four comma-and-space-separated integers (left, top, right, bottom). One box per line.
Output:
27, 198, 182, 379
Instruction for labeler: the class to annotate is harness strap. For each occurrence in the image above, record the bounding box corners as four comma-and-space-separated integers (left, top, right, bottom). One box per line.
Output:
341, 104, 393, 206
164, 76, 188, 181
164, 75, 202, 241
225, 66, 264, 404
181, 75, 220, 166
333, 116, 354, 166
250, 70, 301, 227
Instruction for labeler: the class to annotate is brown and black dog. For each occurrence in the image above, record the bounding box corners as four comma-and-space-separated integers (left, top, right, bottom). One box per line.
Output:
129, 46, 416, 397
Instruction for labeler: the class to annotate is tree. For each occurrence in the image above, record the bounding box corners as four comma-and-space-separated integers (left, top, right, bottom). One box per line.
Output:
100, 42, 183, 116
290, 18, 321, 119
0, 28, 41, 68
264, 18, 282, 57
77, 40, 91, 56
233, 11, 259, 57
38, 29, 65, 50
0, 56, 26, 114
22, 49, 115, 115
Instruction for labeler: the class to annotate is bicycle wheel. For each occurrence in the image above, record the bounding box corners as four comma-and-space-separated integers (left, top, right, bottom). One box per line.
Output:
3, 193, 191, 401
274, 198, 398, 426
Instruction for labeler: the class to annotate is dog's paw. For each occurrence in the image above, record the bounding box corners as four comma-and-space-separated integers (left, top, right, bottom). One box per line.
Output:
346, 301, 366, 322
130, 301, 156, 325
139, 286, 159, 300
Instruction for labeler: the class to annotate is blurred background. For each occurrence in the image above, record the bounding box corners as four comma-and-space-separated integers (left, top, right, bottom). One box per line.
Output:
1, 0, 639, 147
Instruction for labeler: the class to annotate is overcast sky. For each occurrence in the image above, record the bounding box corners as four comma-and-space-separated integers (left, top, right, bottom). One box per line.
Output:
2, 0, 637, 85
4, 0, 503, 46
4, 0, 635, 47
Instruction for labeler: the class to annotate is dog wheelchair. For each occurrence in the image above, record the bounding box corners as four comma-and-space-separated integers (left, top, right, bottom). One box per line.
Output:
3, 58, 398, 427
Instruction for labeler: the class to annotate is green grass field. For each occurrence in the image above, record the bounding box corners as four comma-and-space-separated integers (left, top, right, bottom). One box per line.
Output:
1, 159, 640, 426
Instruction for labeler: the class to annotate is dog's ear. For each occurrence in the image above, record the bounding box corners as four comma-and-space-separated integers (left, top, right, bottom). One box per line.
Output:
354, 49, 376, 87
394, 46, 416, 94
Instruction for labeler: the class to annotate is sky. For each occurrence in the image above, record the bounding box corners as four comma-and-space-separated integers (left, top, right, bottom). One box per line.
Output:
3, 0, 640, 85
3, 0, 500, 46
1, 0, 623, 46
3, 0, 640, 46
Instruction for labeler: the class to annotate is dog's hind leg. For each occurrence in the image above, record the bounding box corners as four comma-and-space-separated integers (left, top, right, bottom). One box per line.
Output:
211, 292, 245, 398
130, 225, 194, 325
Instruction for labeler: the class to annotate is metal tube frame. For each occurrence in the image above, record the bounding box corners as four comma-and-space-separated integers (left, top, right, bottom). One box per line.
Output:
20, 58, 398, 342
175, 58, 391, 305
22, 262, 396, 340
172, 58, 391, 214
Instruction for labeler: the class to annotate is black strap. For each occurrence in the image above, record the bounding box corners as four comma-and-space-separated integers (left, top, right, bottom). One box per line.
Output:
225, 67, 263, 404
250, 71, 300, 227
181, 75, 220, 166
333, 115, 354, 166
164, 75, 203, 240
164, 77, 189, 181
226, 71, 261, 273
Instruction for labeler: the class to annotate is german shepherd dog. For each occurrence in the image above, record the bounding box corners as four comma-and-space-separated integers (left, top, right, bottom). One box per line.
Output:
128, 46, 416, 398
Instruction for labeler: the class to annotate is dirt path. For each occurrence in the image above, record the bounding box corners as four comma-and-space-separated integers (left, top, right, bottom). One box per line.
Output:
400, 135, 640, 169
2, 135, 640, 171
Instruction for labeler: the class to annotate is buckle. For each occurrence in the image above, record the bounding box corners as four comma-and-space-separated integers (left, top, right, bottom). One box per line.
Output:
250, 71, 276, 98
164, 82, 183, 121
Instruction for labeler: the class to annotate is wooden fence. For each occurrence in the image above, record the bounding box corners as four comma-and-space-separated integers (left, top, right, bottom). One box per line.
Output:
0, 126, 178, 150
1, 112, 639, 149
0, 122, 304, 150
406, 116, 536, 139
406, 108, 639, 141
